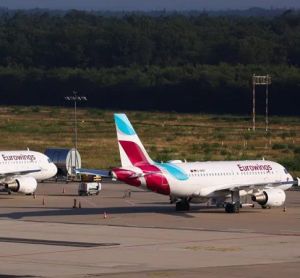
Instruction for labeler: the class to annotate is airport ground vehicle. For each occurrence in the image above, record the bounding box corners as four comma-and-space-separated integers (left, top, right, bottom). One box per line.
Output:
78, 182, 101, 196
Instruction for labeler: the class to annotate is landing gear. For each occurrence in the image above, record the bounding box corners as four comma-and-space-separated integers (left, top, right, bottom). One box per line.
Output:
176, 198, 190, 211
170, 196, 178, 204
225, 190, 241, 213
225, 202, 240, 213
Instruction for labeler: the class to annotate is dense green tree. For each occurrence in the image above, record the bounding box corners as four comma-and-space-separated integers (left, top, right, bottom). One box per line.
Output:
0, 11, 299, 67
0, 11, 299, 114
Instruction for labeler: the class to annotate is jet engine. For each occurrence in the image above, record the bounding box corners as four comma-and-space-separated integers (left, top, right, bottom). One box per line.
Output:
6, 177, 38, 194
251, 188, 286, 207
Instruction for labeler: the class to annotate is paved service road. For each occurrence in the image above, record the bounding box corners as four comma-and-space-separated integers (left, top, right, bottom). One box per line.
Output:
0, 181, 299, 277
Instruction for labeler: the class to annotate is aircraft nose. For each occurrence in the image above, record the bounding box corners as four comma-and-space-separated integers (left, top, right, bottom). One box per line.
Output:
51, 163, 58, 177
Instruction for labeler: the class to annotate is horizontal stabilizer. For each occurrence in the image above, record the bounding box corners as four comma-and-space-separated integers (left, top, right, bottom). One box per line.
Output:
75, 168, 111, 178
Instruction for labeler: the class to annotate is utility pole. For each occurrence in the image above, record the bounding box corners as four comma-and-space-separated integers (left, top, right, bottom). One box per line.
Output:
65, 91, 87, 173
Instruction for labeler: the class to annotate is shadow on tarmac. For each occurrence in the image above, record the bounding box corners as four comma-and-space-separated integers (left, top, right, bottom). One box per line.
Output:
0, 204, 259, 220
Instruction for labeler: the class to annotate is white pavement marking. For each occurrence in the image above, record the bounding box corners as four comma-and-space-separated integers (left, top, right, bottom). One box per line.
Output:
280, 230, 300, 234
80, 197, 98, 208
124, 200, 136, 206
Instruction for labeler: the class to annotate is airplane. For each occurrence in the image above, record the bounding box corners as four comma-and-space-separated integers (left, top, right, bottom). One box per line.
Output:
0, 150, 57, 195
78, 113, 296, 213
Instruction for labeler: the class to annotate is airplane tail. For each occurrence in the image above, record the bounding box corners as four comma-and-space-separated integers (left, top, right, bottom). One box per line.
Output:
114, 114, 153, 167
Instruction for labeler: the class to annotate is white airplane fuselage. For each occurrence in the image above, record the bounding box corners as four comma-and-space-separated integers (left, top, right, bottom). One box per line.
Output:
113, 160, 292, 197
0, 150, 57, 194
111, 113, 295, 212
0, 151, 57, 181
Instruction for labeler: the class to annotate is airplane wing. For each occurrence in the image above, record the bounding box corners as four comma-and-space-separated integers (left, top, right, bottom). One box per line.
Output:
0, 168, 41, 179
75, 168, 111, 178
199, 180, 296, 196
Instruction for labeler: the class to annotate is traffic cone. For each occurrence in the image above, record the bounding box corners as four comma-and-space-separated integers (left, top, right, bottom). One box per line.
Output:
283, 206, 286, 212
42, 197, 45, 206
104, 211, 107, 219
33, 193, 36, 199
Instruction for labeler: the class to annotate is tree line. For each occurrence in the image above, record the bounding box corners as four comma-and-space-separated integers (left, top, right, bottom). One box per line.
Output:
0, 11, 299, 114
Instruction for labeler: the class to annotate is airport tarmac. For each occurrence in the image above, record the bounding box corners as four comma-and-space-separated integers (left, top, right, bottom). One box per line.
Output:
0, 181, 300, 277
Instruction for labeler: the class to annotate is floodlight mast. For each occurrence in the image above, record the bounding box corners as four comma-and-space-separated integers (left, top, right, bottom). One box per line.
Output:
65, 91, 87, 173
252, 74, 272, 132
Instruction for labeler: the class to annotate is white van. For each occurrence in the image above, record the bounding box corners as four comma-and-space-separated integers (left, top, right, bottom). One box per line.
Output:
78, 182, 101, 196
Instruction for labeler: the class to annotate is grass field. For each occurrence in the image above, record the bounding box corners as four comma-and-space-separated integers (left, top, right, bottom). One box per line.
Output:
0, 106, 299, 177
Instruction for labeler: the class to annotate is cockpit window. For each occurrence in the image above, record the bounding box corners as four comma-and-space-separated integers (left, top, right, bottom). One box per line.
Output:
284, 168, 288, 174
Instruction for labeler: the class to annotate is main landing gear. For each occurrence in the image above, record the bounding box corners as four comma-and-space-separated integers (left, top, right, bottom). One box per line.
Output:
225, 190, 241, 213
225, 202, 240, 213
176, 198, 190, 211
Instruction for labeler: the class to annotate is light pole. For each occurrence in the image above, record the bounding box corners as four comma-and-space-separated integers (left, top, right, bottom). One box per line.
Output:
65, 91, 87, 173
265, 75, 271, 132
252, 75, 272, 132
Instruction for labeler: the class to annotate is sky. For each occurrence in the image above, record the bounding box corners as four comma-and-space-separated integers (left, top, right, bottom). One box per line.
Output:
1, 0, 300, 11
